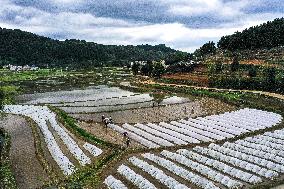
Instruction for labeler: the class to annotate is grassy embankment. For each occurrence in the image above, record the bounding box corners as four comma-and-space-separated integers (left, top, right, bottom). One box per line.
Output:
0, 128, 17, 189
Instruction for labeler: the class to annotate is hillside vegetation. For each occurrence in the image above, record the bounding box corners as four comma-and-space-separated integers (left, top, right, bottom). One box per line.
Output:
218, 18, 284, 51
146, 18, 284, 94
0, 28, 182, 68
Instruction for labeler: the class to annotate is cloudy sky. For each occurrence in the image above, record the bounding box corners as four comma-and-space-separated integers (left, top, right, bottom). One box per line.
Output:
0, 0, 283, 52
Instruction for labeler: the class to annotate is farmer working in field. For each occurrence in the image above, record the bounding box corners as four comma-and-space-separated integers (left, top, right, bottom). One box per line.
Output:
126, 137, 130, 147
104, 117, 109, 128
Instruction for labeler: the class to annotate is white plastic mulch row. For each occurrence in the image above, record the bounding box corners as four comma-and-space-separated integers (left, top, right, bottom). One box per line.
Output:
104, 128, 284, 189
142, 153, 219, 189
3, 105, 102, 175
104, 175, 127, 189
48, 116, 91, 165
161, 150, 243, 188
135, 123, 187, 145
112, 108, 282, 148
177, 149, 262, 184
159, 122, 212, 142
193, 146, 278, 179
207, 143, 284, 173
117, 164, 157, 189
108, 123, 159, 148
54, 93, 153, 107
147, 123, 200, 143
222, 142, 284, 165
129, 157, 189, 189
83, 142, 103, 157
122, 123, 173, 147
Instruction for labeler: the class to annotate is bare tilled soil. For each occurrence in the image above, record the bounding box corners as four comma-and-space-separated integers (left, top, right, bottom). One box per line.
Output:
79, 121, 143, 148
0, 114, 49, 189
199, 97, 236, 116
72, 102, 202, 124
72, 97, 236, 125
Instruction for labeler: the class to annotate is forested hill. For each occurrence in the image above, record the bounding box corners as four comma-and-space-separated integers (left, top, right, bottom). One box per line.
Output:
217, 18, 284, 51
0, 27, 181, 68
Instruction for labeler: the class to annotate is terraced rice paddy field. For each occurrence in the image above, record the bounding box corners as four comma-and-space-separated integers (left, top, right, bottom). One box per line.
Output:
2, 83, 284, 188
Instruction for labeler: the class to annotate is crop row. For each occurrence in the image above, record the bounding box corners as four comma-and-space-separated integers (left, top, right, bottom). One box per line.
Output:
3, 105, 102, 175
105, 127, 284, 189
109, 108, 282, 148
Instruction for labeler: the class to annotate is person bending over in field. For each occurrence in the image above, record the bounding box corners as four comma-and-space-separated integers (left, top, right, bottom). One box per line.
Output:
123, 132, 128, 138
104, 117, 109, 128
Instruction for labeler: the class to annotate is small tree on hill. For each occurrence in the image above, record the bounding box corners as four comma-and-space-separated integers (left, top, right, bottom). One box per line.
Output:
141, 61, 154, 76
231, 56, 239, 72
215, 60, 223, 73
264, 67, 276, 89
248, 66, 257, 77
194, 41, 216, 58
131, 62, 140, 75
153, 62, 166, 78
0, 90, 4, 110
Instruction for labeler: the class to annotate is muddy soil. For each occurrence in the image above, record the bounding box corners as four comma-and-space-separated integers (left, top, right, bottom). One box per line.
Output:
79, 121, 143, 148
0, 114, 49, 189
72, 97, 236, 124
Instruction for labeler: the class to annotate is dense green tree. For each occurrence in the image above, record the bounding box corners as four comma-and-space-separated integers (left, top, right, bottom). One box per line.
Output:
141, 62, 154, 76
215, 61, 223, 73
165, 51, 188, 64
0, 28, 183, 68
218, 18, 284, 51
231, 56, 239, 72
150, 92, 166, 105
264, 67, 276, 88
131, 62, 140, 75
153, 62, 166, 78
194, 41, 216, 58
0, 90, 4, 110
248, 66, 257, 77
166, 61, 196, 73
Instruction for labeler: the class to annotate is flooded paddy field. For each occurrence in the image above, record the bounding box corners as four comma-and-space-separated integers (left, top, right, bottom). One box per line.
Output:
6, 67, 133, 94
17, 85, 236, 124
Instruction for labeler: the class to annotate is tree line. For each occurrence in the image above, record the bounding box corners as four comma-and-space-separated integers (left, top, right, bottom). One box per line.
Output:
217, 18, 284, 51
0, 28, 182, 68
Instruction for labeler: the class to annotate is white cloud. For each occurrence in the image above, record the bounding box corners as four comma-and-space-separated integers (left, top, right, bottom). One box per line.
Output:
167, 0, 249, 18
0, 0, 283, 53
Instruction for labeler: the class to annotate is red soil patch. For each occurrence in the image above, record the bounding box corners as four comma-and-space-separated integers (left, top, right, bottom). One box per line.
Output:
240, 59, 266, 65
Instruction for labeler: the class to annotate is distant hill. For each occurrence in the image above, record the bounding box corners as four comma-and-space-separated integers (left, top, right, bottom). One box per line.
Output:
217, 18, 284, 51
0, 28, 182, 68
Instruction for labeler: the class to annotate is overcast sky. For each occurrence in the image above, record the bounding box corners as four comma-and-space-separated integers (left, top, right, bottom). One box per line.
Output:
0, 0, 283, 52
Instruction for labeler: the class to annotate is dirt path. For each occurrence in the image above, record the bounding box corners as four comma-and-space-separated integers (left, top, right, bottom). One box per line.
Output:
140, 80, 284, 101
0, 114, 49, 189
